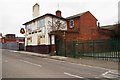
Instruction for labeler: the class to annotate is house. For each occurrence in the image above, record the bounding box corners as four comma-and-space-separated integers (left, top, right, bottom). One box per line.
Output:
23, 3, 112, 54
23, 3, 67, 53
65, 11, 112, 41
1, 34, 25, 50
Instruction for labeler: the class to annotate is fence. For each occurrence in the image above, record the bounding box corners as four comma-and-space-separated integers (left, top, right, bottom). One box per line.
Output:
57, 39, 120, 62
0, 42, 22, 50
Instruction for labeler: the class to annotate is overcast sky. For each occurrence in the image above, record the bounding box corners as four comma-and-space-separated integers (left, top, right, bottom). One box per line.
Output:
0, 0, 119, 37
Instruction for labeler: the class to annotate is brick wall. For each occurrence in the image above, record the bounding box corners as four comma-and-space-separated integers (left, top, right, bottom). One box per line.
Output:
66, 11, 111, 41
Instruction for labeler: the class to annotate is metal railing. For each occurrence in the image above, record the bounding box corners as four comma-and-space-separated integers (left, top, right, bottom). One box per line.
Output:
57, 39, 120, 62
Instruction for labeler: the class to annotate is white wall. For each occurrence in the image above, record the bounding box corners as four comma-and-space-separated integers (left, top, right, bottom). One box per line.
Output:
31, 34, 37, 45
51, 35, 55, 44
25, 15, 67, 46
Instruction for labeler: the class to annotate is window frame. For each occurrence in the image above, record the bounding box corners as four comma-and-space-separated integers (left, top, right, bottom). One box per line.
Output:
37, 18, 45, 29
70, 20, 74, 28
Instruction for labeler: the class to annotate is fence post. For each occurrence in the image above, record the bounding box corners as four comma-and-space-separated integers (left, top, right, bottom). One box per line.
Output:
93, 40, 95, 58
72, 41, 76, 58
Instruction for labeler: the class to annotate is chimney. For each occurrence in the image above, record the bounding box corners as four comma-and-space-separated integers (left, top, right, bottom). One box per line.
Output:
33, 3, 40, 19
98, 22, 100, 28
56, 10, 62, 17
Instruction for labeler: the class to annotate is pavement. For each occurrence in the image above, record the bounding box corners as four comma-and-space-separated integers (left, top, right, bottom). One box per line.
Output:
10, 50, 119, 70
2, 49, 120, 79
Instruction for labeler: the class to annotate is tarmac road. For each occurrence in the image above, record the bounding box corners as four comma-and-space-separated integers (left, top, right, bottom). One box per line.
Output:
1, 49, 119, 79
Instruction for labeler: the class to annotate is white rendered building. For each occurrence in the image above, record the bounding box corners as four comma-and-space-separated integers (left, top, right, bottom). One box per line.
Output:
23, 3, 67, 53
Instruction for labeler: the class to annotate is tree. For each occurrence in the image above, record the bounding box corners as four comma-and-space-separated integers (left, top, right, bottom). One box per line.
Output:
47, 17, 67, 34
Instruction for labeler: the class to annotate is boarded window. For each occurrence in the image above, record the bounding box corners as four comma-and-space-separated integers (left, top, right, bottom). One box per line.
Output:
38, 35, 45, 45
27, 37, 32, 43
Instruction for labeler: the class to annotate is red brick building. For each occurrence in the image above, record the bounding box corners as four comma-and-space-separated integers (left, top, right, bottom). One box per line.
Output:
64, 11, 112, 41
51, 11, 113, 55
0, 34, 25, 50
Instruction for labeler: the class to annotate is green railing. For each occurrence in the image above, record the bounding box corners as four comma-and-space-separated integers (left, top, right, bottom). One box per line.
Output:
57, 39, 120, 62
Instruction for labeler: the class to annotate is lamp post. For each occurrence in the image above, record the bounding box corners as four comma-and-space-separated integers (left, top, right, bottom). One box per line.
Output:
16, 36, 19, 50
63, 31, 66, 57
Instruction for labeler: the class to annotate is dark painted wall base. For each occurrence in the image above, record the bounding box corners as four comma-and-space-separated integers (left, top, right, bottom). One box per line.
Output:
26, 45, 55, 54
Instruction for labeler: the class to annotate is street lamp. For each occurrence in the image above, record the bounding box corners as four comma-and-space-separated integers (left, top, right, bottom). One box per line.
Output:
63, 31, 66, 57
16, 36, 19, 50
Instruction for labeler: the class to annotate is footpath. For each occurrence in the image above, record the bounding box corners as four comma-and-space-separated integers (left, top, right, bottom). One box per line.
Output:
16, 50, 120, 71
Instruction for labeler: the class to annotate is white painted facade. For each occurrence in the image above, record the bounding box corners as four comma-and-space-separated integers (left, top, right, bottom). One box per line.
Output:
25, 16, 67, 46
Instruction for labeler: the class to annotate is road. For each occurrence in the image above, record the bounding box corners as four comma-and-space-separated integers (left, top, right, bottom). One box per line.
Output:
1, 49, 119, 79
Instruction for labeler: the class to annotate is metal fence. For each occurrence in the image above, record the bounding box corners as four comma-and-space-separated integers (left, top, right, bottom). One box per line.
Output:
57, 39, 120, 62
0, 42, 19, 50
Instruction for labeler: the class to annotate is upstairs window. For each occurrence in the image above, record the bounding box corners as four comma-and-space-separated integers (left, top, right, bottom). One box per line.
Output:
37, 19, 45, 29
70, 20, 74, 28
27, 24, 32, 33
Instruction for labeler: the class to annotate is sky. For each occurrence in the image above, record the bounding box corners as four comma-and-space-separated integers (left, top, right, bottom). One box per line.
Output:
0, 0, 119, 37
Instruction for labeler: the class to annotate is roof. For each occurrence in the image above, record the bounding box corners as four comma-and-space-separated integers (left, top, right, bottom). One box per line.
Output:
5, 34, 15, 36
66, 11, 98, 20
23, 13, 66, 25
101, 24, 116, 30
23, 11, 97, 25
66, 12, 86, 19
16, 37, 25, 40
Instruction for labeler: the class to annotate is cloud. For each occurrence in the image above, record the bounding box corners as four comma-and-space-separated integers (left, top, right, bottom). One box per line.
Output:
0, 0, 119, 36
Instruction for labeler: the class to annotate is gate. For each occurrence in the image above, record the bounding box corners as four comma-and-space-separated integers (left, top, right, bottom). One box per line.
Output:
55, 36, 63, 56
19, 43, 24, 51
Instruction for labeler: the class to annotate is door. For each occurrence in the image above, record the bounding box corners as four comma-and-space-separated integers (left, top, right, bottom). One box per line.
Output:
55, 36, 63, 56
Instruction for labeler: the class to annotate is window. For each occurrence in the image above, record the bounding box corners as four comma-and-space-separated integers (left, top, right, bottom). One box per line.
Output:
37, 35, 45, 45
27, 37, 32, 43
37, 19, 45, 29
27, 24, 32, 33
70, 20, 74, 28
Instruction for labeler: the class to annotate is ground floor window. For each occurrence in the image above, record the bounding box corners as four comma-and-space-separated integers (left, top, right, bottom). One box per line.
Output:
38, 35, 45, 45
27, 37, 32, 43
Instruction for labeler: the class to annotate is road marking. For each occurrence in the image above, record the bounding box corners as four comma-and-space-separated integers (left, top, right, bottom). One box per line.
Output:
4, 60, 8, 62
64, 72, 84, 78
20, 60, 42, 67
10, 50, 19, 53
44, 57, 110, 71
9, 53, 18, 56
102, 70, 111, 76
67, 62, 110, 71
102, 70, 120, 78
43, 58, 65, 62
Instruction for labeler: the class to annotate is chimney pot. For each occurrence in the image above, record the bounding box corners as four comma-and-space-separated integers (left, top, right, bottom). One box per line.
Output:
98, 22, 100, 28
56, 10, 62, 17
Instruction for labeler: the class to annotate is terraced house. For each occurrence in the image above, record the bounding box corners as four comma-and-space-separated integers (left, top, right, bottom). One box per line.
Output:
23, 3, 112, 54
